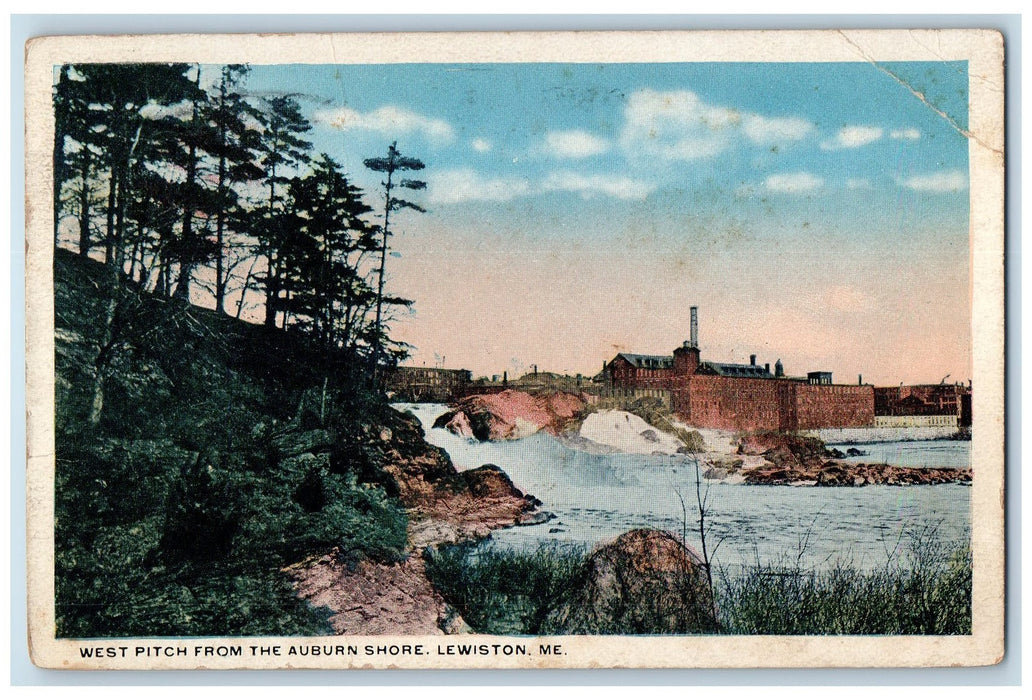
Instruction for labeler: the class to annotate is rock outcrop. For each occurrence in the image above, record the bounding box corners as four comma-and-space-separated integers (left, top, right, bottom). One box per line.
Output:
433, 390, 586, 441
744, 461, 972, 486
287, 406, 548, 635
736, 430, 971, 486
407, 465, 550, 549
737, 431, 830, 469
543, 529, 718, 634
285, 549, 468, 636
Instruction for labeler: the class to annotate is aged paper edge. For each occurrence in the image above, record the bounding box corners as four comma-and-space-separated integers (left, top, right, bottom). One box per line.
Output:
23, 29, 1006, 670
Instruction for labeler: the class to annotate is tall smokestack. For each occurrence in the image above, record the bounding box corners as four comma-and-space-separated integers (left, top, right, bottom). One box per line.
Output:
690, 306, 698, 348
750, 354, 757, 366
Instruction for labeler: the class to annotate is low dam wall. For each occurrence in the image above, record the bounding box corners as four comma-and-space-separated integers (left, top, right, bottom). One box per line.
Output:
804, 426, 964, 444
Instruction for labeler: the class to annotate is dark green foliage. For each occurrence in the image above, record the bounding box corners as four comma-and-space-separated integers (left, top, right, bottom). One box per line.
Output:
277, 155, 379, 349
425, 543, 586, 635
51, 62, 423, 638
53, 64, 409, 379
294, 466, 327, 513
54, 249, 407, 638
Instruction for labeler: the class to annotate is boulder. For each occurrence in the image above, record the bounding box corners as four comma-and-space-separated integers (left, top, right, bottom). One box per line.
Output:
543, 529, 718, 634
434, 390, 587, 441
342, 409, 547, 547
639, 429, 659, 443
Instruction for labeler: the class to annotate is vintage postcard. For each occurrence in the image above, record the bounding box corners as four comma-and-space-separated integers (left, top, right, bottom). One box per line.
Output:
24, 29, 1005, 670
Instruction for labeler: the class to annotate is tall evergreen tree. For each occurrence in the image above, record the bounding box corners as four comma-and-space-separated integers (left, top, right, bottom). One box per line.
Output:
277, 155, 377, 347
363, 141, 426, 386
202, 65, 264, 313
253, 95, 312, 328
53, 65, 100, 252
53, 63, 200, 425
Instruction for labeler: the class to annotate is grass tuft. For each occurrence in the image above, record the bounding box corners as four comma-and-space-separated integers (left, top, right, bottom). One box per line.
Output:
425, 543, 586, 635
426, 535, 972, 636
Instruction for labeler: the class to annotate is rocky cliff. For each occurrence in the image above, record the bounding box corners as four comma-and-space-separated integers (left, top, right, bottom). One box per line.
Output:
284, 405, 549, 635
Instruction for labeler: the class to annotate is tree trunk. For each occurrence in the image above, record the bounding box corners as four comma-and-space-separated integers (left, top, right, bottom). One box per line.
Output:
215, 151, 227, 312
104, 168, 117, 265
215, 74, 229, 314
236, 254, 259, 319
77, 152, 93, 256
370, 167, 394, 388
88, 256, 123, 426
263, 162, 279, 328
174, 139, 199, 300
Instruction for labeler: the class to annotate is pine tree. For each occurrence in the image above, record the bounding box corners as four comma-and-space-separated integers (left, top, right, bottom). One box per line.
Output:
53, 63, 201, 425
363, 142, 426, 386
253, 95, 312, 328
277, 155, 377, 348
203, 65, 264, 313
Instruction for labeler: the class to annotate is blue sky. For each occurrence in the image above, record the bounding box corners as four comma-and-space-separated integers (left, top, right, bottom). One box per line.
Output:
228, 60, 971, 384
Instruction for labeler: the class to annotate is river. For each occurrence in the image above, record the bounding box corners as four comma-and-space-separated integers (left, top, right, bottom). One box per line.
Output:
395, 403, 971, 572
826, 440, 971, 469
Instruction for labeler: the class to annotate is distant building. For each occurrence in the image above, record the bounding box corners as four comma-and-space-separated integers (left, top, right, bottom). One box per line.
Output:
874, 383, 972, 427
510, 368, 588, 393
385, 366, 472, 402
602, 306, 875, 431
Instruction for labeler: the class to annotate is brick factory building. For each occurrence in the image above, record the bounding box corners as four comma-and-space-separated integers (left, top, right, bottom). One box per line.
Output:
602, 306, 875, 431
874, 383, 972, 428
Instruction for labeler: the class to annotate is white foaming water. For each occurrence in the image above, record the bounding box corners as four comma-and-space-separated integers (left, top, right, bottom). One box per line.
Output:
395, 403, 971, 571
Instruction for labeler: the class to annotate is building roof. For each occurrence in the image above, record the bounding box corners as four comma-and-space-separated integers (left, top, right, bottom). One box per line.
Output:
614, 353, 675, 369
697, 361, 774, 378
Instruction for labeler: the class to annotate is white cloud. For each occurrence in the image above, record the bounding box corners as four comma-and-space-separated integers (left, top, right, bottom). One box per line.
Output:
543, 130, 610, 158
471, 138, 492, 153
900, 170, 968, 192
315, 105, 455, 143
426, 169, 531, 205
890, 128, 921, 140
619, 89, 813, 161
743, 114, 813, 145
820, 125, 884, 150
620, 89, 740, 161
764, 172, 824, 193
426, 168, 653, 204
542, 172, 653, 200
